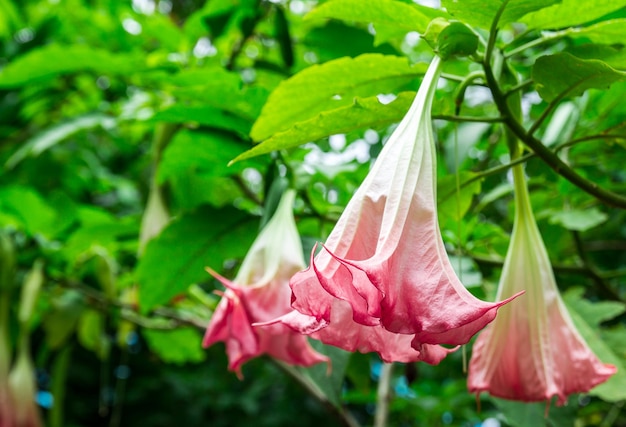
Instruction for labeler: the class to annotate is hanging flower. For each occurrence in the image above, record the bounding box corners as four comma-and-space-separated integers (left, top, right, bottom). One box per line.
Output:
265, 56, 519, 364
7, 344, 42, 427
6, 261, 44, 427
467, 164, 616, 405
203, 190, 328, 377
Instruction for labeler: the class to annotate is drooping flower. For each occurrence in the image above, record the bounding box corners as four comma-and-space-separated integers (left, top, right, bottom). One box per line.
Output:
7, 344, 42, 427
6, 261, 44, 427
467, 164, 616, 405
203, 190, 328, 377
267, 56, 519, 364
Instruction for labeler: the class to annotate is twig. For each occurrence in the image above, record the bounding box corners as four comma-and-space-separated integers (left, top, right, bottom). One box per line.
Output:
274, 361, 361, 427
232, 174, 264, 207
432, 114, 504, 123
599, 400, 625, 427
481, 9, 626, 209
374, 363, 394, 427
572, 231, 623, 302
58, 280, 208, 330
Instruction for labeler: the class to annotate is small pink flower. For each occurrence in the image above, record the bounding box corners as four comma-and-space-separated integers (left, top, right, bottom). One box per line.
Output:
467, 165, 616, 405
203, 190, 328, 377
268, 56, 518, 364
7, 346, 42, 427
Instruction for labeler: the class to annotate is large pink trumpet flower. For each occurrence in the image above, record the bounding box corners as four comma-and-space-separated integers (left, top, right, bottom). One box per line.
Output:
467, 164, 616, 405
267, 56, 519, 364
203, 190, 328, 377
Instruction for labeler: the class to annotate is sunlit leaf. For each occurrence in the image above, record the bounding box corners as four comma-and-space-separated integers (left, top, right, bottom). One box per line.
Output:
0, 185, 59, 237
565, 18, 626, 45
158, 130, 256, 183
232, 92, 414, 163
521, 0, 626, 30
548, 207, 608, 231
441, 0, 560, 29
305, 0, 438, 44
251, 54, 428, 141
0, 44, 145, 88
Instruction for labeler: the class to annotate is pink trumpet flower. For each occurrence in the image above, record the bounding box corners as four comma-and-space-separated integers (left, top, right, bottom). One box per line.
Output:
203, 190, 328, 377
467, 164, 616, 405
267, 56, 519, 364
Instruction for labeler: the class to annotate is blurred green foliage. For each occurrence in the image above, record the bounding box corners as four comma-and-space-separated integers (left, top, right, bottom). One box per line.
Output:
1, 0, 626, 426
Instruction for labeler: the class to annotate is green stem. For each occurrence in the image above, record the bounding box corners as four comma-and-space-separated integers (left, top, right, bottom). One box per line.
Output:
599, 400, 625, 427
49, 345, 72, 427
374, 363, 394, 427
504, 31, 566, 58
555, 133, 626, 152
482, 24, 626, 208
503, 79, 533, 98
432, 114, 504, 123
439, 152, 533, 203
453, 71, 485, 115
109, 349, 130, 427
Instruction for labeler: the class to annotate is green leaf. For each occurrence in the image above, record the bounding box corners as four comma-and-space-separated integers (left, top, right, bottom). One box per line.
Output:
521, 0, 626, 30
170, 73, 268, 122
158, 130, 255, 183
0, 0, 22, 39
151, 105, 251, 137
77, 309, 110, 360
0, 44, 145, 88
43, 290, 85, 349
251, 54, 428, 142
305, 0, 435, 45
298, 341, 351, 407
137, 207, 257, 312
232, 92, 414, 163
6, 113, 115, 169
567, 44, 626, 70
441, 0, 560, 29
492, 395, 577, 427
143, 327, 206, 364
169, 174, 243, 211
64, 209, 137, 262
302, 21, 399, 63
533, 53, 626, 102
437, 171, 482, 223
565, 18, 626, 45
0, 186, 59, 238
563, 288, 626, 401
548, 207, 608, 231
